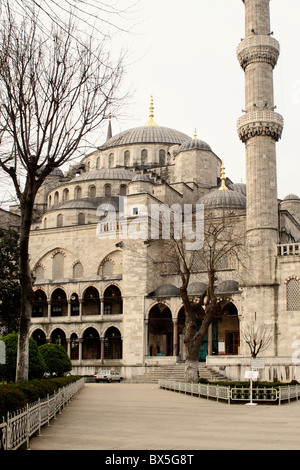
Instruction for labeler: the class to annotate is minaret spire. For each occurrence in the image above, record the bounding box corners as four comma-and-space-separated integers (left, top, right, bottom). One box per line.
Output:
237, 0, 283, 284
106, 113, 112, 140
145, 95, 158, 127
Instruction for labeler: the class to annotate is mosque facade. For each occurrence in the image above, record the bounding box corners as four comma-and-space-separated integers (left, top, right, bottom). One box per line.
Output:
27, 0, 299, 381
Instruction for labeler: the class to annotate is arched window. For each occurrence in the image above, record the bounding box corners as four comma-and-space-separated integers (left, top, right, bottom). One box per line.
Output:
109, 153, 114, 167
82, 286, 100, 315
54, 191, 59, 204
31, 329, 47, 347
48, 195, 52, 208
35, 265, 44, 281
78, 212, 85, 225
32, 290, 47, 318
73, 262, 83, 279
124, 150, 130, 167
43, 218, 47, 229
104, 184, 112, 197
57, 214, 63, 227
51, 289, 67, 317
70, 293, 80, 316
96, 157, 100, 169
63, 188, 69, 201
52, 252, 64, 279
89, 185, 96, 198
75, 186, 82, 199
103, 285, 122, 315
141, 149, 148, 166
102, 260, 114, 277
159, 149, 166, 165
287, 278, 300, 311
51, 328, 67, 351
119, 184, 127, 196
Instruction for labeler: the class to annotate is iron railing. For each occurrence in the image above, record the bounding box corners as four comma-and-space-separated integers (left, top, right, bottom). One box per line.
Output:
0, 378, 84, 450
159, 380, 300, 405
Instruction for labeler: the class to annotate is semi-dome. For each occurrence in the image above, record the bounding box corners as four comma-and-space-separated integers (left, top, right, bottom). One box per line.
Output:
199, 188, 246, 210
148, 284, 180, 298
187, 282, 207, 296
49, 199, 97, 211
99, 126, 191, 150
73, 168, 134, 182
130, 174, 154, 183
215, 280, 240, 294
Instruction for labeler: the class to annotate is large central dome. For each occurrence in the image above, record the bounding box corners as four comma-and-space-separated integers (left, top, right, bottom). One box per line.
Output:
100, 125, 191, 150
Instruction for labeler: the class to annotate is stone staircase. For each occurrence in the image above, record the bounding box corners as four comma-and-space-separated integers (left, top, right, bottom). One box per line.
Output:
128, 363, 229, 383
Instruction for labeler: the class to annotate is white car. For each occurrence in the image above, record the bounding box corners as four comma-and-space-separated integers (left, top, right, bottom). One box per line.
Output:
94, 369, 123, 383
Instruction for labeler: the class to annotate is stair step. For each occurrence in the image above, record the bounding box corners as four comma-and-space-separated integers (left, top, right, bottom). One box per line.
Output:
128, 364, 229, 383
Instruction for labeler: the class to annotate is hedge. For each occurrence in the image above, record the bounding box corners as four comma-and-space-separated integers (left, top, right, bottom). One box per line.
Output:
198, 377, 299, 388
0, 376, 81, 419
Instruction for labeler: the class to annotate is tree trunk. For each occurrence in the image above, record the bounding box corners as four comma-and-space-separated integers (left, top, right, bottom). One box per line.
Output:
184, 359, 199, 383
15, 195, 35, 382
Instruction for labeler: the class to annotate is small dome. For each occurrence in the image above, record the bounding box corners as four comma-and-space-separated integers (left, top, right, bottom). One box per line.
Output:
131, 174, 154, 183
230, 183, 247, 196
199, 188, 246, 210
178, 138, 212, 153
149, 284, 180, 298
283, 194, 300, 201
73, 168, 134, 182
215, 280, 240, 294
187, 282, 207, 296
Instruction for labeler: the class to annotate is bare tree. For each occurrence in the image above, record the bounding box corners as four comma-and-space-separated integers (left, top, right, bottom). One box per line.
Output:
242, 322, 272, 358
0, 10, 125, 380
151, 209, 246, 382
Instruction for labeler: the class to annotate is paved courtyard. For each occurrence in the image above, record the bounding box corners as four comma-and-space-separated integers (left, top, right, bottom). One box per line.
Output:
29, 383, 300, 451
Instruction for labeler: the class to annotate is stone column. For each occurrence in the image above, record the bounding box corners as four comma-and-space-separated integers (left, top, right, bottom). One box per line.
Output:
173, 320, 178, 357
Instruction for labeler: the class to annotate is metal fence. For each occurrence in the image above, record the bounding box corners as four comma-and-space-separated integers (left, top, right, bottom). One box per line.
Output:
0, 378, 84, 450
159, 380, 300, 405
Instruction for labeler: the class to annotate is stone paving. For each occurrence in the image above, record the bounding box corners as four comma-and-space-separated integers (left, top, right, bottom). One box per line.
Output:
29, 383, 300, 451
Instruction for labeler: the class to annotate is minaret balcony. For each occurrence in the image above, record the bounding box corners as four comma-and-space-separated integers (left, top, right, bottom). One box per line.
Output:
237, 35, 280, 70
237, 110, 284, 143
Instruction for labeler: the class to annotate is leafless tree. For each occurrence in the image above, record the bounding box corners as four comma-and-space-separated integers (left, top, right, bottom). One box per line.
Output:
242, 322, 272, 358
0, 10, 125, 381
150, 208, 246, 382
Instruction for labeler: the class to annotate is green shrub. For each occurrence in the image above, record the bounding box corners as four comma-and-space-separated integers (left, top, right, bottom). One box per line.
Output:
0, 385, 27, 418
39, 343, 72, 377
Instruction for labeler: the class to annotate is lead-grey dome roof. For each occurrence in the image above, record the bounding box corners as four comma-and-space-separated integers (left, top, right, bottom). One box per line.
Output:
178, 138, 212, 153
148, 284, 180, 298
283, 194, 300, 201
73, 168, 134, 182
99, 126, 191, 149
199, 188, 246, 210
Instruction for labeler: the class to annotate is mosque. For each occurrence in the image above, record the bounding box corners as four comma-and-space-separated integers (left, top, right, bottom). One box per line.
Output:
27, 0, 299, 381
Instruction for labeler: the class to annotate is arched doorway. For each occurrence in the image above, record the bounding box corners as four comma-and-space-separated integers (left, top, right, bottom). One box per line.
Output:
82, 327, 101, 359
221, 302, 240, 355
148, 304, 173, 356
103, 285, 123, 315
104, 327, 122, 359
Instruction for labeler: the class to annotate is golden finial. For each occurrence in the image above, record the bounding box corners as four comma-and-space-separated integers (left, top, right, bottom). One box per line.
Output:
219, 162, 228, 191
194, 129, 197, 139
145, 95, 158, 127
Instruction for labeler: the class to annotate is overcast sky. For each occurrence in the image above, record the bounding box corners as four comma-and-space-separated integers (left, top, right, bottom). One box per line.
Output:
0, 0, 299, 207
112, 0, 300, 200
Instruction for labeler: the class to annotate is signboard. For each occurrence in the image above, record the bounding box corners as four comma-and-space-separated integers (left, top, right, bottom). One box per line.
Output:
245, 370, 259, 379
251, 358, 265, 369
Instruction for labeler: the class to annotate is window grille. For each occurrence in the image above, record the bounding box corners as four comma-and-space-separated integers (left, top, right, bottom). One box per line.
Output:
287, 279, 300, 311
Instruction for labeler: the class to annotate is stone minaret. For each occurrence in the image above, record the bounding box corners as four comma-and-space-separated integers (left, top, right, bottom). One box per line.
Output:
237, 0, 284, 285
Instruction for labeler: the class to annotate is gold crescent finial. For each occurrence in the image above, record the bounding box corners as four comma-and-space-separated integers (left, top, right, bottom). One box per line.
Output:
194, 129, 197, 139
219, 162, 228, 191
145, 95, 158, 126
